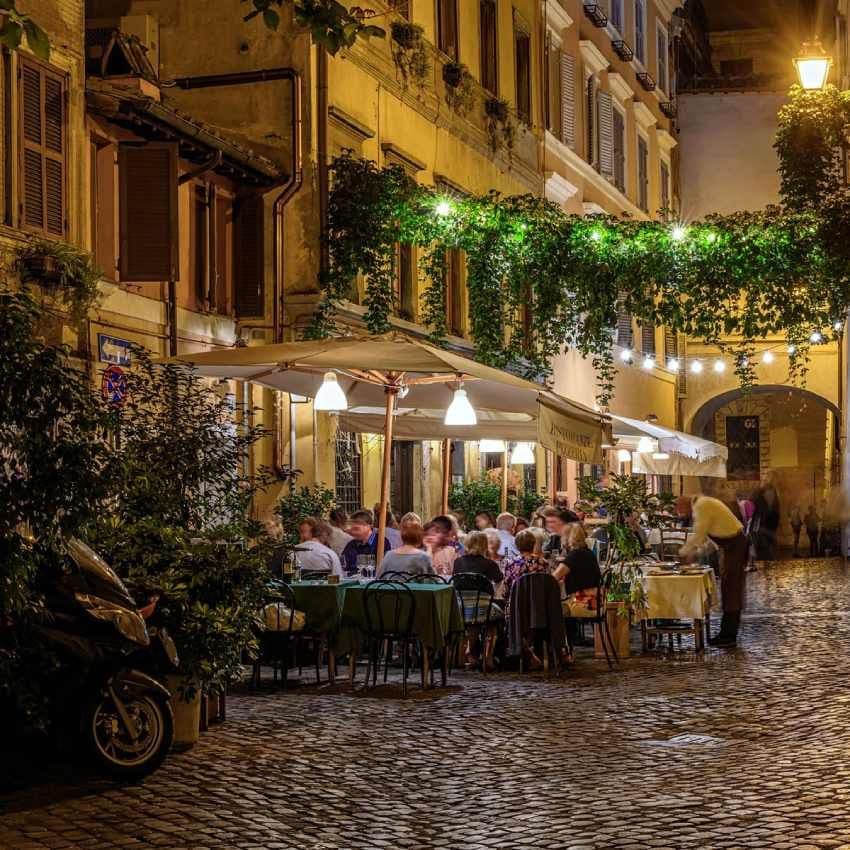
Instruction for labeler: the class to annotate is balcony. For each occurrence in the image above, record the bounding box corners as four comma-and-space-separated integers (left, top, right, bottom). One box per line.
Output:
611, 40, 634, 62
637, 72, 656, 92
659, 101, 676, 119
583, 3, 608, 28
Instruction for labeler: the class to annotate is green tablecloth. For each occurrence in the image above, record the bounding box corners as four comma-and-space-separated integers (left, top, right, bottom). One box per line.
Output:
291, 580, 358, 636
335, 583, 464, 656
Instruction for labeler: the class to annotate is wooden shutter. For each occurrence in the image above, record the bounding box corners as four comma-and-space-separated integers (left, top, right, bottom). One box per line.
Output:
613, 108, 625, 191
597, 90, 614, 178
480, 0, 498, 94
616, 311, 633, 348
634, 0, 646, 64
660, 160, 670, 214
118, 142, 178, 281
641, 324, 655, 356
515, 25, 531, 124
560, 52, 576, 148
19, 57, 66, 236
445, 248, 463, 336
437, 0, 459, 61
585, 72, 594, 165
234, 194, 265, 318
664, 327, 677, 361
657, 26, 668, 92
391, 0, 410, 19
638, 136, 648, 212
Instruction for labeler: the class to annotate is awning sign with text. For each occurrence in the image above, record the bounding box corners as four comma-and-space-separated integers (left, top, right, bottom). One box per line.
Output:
537, 402, 603, 464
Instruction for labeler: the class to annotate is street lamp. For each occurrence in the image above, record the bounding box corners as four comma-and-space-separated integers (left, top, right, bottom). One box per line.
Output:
794, 39, 833, 90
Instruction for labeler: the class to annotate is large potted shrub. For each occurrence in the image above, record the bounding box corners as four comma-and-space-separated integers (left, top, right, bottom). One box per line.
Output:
87, 350, 274, 746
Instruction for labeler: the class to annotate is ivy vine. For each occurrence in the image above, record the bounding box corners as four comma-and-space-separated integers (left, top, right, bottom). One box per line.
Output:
311, 86, 850, 408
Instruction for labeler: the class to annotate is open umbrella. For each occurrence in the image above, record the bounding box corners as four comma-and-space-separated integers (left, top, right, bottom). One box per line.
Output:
170, 332, 603, 560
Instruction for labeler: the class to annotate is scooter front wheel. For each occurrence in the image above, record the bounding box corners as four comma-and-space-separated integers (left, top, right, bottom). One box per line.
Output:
85, 691, 174, 779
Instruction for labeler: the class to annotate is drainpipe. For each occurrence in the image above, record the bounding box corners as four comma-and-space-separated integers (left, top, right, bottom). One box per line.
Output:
317, 46, 329, 280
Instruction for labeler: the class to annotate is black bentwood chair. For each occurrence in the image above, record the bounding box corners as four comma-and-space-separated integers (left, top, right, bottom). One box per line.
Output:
253, 582, 304, 688
451, 572, 498, 675
362, 580, 417, 697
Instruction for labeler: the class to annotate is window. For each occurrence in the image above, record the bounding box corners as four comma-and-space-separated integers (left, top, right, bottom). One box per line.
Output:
660, 159, 670, 215
19, 57, 66, 236
479, 0, 498, 94
394, 242, 416, 320
597, 90, 614, 179
726, 416, 760, 481
391, 0, 410, 19
634, 0, 646, 65
445, 247, 464, 335
610, 0, 623, 32
437, 0, 459, 60
560, 52, 576, 148
616, 310, 633, 348
637, 134, 648, 212
234, 194, 265, 317
514, 17, 531, 125
118, 142, 178, 281
612, 108, 625, 192
720, 58, 753, 77
656, 24, 669, 94
641, 324, 655, 356
335, 430, 363, 515
192, 185, 235, 314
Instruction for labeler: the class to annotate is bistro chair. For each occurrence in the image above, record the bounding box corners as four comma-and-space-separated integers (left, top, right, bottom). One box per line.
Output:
408, 573, 452, 686
510, 572, 566, 677
252, 582, 305, 688
362, 580, 417, 696
563, 570, 620, 670
377, 570, 412, 582
659, 528, 691, 561
408, 573, 448, 584
452, 573, 498, 675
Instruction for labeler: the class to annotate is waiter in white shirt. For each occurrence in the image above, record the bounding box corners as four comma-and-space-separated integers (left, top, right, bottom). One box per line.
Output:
678, 495, 747, 647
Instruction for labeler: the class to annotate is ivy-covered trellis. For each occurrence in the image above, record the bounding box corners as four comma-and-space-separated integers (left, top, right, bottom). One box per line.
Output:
309, 85, 850, 408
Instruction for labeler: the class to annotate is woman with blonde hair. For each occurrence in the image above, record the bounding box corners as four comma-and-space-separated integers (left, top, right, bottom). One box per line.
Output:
553, 524, 601, 592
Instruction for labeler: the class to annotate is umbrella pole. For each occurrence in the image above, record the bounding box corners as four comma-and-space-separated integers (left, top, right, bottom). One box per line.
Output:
441, 437, 451, 515
548, 450, 557, 504
501, 448, 509, 513
377, 387, 398, 564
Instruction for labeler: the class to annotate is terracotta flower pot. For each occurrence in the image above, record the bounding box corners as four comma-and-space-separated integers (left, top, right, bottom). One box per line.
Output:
594, 601, 631, 659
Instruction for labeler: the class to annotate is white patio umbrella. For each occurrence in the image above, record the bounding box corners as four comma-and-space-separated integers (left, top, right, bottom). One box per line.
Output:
170, 332, 603, 560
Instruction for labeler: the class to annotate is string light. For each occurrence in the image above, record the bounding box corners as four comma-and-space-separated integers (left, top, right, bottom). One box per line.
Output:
713, 359, 726, 373
834, 320, 844, 331
590, 229, 603, 242
690, 360, 704, 374
671, 225, 687, 241
809, 331, 823, 343
788, 344, 797, 355
620, 348, 633, 363
704, 231, 717, 243
762, 350, 775, 364
667, 357, 680, 371
642, 355, 655, 370
435, 199, 453, 217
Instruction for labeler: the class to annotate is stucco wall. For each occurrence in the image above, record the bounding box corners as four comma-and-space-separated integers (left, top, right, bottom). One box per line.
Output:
678, 91, 786, 220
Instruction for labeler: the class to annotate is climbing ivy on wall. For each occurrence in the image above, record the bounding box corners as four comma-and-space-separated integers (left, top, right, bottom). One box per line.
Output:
310, 85, 850, 409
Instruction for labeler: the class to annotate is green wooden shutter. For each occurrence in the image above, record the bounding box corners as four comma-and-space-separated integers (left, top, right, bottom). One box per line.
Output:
234, 194, 265, 318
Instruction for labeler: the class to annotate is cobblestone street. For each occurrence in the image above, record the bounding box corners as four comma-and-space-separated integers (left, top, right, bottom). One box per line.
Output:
3, 558, 850, 850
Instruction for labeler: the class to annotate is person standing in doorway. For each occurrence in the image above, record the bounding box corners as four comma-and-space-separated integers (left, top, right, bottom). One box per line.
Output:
805, 504, 820, 557
679, 495, 747, 648
789, 505, 803, 558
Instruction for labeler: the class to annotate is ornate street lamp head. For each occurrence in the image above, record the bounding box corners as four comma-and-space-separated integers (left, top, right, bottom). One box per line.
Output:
794, 39, 832, 90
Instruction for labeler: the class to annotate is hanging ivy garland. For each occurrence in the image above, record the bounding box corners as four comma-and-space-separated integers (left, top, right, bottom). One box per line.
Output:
309, 85, 850, 409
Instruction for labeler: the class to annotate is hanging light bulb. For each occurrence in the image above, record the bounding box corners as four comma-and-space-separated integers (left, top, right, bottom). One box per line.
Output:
620, 348, 634, 363
444, 385, 477, 426
617, 448, 632, 463
642, 355, 655, 370
671, 225, 687, 241
479, 439, 506, 454
590, 228, 603, 242
810, 330, 823, 344
510, 442, 536, 465
637, 436, 656, 454
667, 357, 680, 371
762, 350, 775, 365
435, 198, 453, 217
713, 359, 726, 373
834, 320, 844, 332
314, 372, 348, 411
690, 360, 703, 374
652, 451, 671, 460
788, 344, 797, 355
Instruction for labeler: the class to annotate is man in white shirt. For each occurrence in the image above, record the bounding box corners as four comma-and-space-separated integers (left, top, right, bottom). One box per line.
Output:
679, 495, 747, 647
327, 509, 353, 557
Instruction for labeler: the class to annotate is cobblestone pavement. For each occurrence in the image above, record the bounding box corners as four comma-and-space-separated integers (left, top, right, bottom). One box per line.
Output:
3, 558, 850, 850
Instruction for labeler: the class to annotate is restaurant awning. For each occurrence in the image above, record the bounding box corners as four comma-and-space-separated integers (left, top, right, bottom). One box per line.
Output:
611, 414, 728, 478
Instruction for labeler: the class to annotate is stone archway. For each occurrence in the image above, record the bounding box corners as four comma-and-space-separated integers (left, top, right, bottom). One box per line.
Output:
690, 385, 841, 549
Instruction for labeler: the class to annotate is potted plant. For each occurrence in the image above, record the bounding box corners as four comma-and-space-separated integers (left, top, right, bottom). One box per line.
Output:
442, 61, 475, 116
15, 238, 102, 323
391, 20, 430, 91
484, 96, 516, 156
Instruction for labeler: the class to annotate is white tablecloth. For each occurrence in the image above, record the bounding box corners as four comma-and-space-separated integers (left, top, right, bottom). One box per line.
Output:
642, 569, 716, 620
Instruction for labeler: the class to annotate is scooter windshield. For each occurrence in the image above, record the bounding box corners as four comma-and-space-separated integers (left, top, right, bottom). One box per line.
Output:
74, 592, 150, 646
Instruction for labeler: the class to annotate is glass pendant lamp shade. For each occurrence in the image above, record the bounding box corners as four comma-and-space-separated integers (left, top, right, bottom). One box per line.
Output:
479, 439, 506, 454
510, 442, 536, 464
444, 388, 477, 426
794, 40, 832, 90
617, 448, 632, 463
314, 372, 348, 411
637, 436, 656, 454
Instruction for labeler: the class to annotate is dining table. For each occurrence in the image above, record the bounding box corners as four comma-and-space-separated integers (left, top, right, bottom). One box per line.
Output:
289, 578, 464, 686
